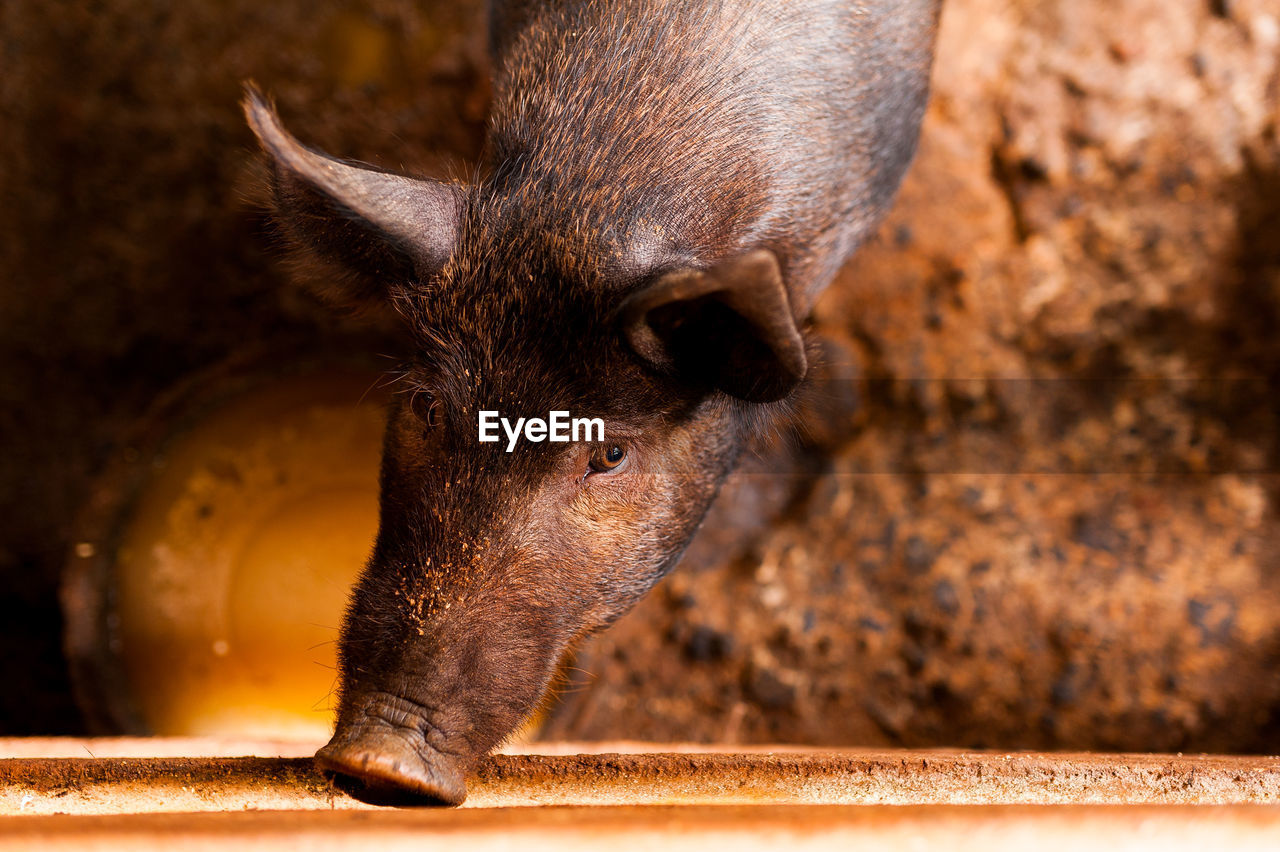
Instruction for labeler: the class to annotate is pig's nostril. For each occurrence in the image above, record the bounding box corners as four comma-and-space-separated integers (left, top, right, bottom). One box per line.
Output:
316, 731, 467, 807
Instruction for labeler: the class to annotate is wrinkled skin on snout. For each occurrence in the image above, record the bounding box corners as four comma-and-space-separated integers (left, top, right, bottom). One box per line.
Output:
246, 0, 939, 805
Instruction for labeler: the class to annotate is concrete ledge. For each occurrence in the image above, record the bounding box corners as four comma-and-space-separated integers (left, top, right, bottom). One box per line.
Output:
2, 747, 1280, 815
4, 804, 1280, 852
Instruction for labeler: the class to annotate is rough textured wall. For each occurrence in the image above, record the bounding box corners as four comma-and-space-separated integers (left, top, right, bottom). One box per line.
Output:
3, 0, 1279, 750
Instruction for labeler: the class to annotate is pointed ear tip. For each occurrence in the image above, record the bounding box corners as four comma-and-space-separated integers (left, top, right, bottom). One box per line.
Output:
785, 345, 809, 375
240, 87, 295, 158
238, 80, 272, 121
739, 248, 782, 276
240, 82, 267, 115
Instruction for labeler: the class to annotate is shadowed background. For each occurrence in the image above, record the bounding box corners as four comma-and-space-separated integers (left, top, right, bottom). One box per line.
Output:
2, 0, 1279, 751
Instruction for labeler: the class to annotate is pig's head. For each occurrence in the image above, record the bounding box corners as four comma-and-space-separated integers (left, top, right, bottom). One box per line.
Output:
245, 92, 808, 804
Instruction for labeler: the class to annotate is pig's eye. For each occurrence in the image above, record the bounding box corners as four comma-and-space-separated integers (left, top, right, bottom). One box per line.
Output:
409, 392, 440, 428
588, 444, 628, 475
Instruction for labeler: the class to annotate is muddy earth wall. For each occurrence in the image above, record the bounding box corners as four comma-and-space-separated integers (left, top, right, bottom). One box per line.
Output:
2, 0, 1279, 749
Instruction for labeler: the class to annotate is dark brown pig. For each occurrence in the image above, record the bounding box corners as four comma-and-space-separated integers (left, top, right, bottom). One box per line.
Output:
244, 0, 940, 805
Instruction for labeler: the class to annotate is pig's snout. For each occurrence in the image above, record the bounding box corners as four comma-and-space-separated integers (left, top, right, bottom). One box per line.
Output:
316, 698, 468, 806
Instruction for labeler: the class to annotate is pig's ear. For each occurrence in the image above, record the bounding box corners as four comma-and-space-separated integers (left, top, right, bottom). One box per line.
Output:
621, 250, 807, 403
243, 86, 459, 305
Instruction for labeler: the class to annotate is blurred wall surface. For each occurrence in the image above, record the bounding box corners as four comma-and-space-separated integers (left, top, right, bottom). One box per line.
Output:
0, 0, 490, 733
3, 0, 1280, 750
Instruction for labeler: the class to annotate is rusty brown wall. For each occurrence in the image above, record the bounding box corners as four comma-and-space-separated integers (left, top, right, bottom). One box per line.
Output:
3, 0, 1280, 749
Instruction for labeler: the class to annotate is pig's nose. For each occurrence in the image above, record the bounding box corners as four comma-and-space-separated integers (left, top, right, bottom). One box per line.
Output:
316, 728, 468, 806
